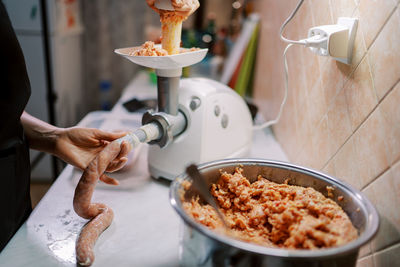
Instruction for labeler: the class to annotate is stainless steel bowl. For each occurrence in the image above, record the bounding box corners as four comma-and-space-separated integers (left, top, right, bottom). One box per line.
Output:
170, 159, 379, 267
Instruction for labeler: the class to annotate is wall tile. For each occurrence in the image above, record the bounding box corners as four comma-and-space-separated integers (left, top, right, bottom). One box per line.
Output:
310, 0, 334, 26
373, 243, 400, 267
363, 167, 400, 252
358, 0, 397, 48
368, 8, 400, 100
310, 116, 330, 169
275, 44, 309, 160
344, 56, 377, 131
380, 81, 400, 164
298, 1, 322, 90
330, 0, 357, 22
322, 159, 336, 177
333, 137, 362, 189
284, 53, 305, 159
309, 0, 334, 68
286, 0, 314, 125
327, 89, 352, 155
307, 78, 327, 129
357, 255, 374, 267
359, 243, 372, 258
321, 59, 351, 107
391, 160, 400, 213
354, 107, 390, 187
253, 0, 300, 122
294, 138, 313, 168
288, 45, 308, 102
274, 84, 298, 161
293, 0, 314, 36
351, 9, 367, 68
294, 93, 311, 152
301, 48, 321, 92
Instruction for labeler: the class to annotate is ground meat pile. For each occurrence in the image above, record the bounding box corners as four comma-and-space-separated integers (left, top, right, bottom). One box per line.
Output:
131, 41, 168, 56
183, 168, 358, 249
130, 41, 200, 56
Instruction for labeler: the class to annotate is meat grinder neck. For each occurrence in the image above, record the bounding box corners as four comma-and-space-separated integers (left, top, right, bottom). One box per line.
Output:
140, 67, 185, 148
155, 68, 182, 116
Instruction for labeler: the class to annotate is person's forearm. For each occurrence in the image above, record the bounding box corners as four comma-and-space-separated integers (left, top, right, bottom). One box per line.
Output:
20, 111, 61, 154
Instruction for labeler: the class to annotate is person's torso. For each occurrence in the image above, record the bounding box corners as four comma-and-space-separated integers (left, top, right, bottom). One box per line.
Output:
0, 0, 33, 252
0, 0, 31, 148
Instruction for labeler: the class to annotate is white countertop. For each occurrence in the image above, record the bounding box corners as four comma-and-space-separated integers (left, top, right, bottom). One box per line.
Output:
0, 72, 287, 266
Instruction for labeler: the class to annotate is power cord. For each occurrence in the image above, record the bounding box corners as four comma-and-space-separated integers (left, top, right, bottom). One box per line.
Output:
253, 43, 293, 130
279, 0, 305, 45
253, 0, 327, 131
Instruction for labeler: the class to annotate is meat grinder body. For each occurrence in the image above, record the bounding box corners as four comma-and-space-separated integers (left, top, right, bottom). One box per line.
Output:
148, 77, 253, 180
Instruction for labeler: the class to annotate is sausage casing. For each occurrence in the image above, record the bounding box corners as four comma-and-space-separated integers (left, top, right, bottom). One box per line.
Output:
73, 142, 121, 266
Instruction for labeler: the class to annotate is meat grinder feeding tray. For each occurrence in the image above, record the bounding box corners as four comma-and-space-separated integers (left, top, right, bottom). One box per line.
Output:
114, 45, 208, 70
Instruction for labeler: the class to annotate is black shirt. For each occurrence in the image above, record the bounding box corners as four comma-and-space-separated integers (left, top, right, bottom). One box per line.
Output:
0, 1, 33, 251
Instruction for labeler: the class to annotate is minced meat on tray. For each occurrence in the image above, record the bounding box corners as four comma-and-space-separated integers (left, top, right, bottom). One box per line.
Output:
130, 41, 200, 57
130, 41, 168, 56
182, 167, 358, 249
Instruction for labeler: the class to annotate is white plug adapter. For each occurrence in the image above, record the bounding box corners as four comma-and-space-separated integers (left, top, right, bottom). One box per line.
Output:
307, 17, 358, 64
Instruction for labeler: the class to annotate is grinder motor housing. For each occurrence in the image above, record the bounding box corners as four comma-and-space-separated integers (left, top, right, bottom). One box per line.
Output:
147, 77, 253, 180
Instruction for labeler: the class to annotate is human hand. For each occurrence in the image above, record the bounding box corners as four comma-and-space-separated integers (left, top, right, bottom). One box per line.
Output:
80, 141, 127, 188
54, 127, 131, 172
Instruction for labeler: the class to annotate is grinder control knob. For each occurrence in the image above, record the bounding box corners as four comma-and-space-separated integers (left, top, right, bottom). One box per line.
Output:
190, 97, 201, 111
214, 105, 221, 116
221, 114, 229, 128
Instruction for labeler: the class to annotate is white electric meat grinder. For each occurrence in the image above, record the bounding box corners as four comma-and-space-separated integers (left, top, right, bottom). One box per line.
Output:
114, 46, 253, 180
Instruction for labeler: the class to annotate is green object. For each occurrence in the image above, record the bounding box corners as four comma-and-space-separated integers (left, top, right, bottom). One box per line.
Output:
206, 19, 216, 36
182, 67, 190, 78
30, 5, 37, 20
148, 70, 157, 84
234, 23, 260, 97
187, 30, 197, 47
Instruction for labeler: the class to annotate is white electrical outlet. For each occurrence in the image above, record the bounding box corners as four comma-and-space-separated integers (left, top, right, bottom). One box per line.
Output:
307, 17, 358, 65
335, 17, 358, 64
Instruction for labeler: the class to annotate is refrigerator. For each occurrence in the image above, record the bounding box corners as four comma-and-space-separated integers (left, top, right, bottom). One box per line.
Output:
3, 0, 84, 181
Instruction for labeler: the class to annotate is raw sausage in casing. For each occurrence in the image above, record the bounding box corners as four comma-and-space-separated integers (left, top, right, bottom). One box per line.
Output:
73, 142, 121, 266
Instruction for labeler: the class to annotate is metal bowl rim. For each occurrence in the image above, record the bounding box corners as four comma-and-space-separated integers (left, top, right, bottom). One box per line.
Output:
169, 158, 379, 259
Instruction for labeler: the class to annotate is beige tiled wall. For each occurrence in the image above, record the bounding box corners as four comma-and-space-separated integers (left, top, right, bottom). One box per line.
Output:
253, 0, 400, 266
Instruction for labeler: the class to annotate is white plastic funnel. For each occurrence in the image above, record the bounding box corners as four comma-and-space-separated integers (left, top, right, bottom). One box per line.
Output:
114, 45, 208, 70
